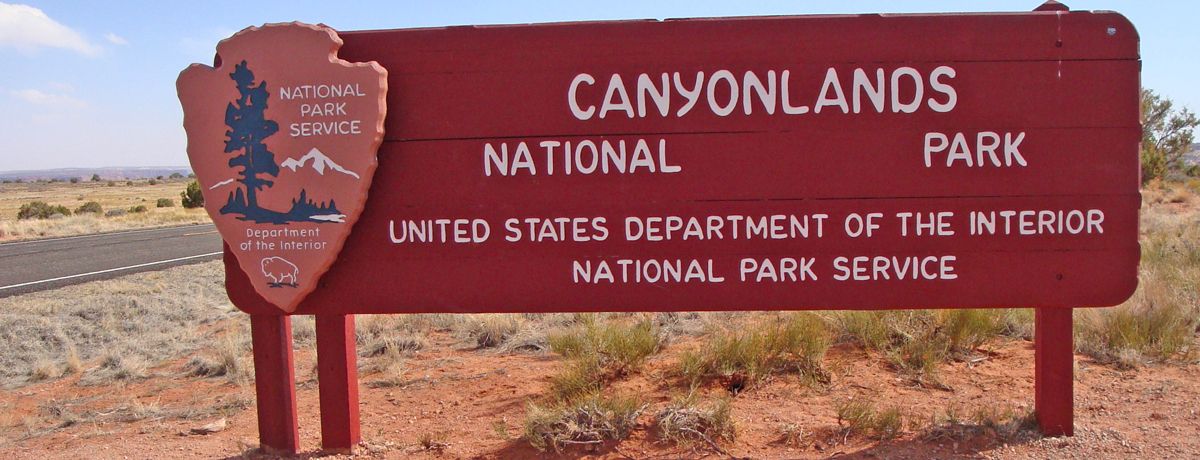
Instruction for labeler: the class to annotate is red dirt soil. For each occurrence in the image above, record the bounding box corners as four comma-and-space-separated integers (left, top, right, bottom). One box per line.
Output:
2, 329, 1199, 459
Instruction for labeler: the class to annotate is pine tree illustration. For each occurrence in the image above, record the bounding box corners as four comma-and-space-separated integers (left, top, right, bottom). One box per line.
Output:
223, 61, 279, 212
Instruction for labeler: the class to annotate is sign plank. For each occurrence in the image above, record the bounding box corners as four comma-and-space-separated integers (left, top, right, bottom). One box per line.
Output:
225, 11, 1140, 315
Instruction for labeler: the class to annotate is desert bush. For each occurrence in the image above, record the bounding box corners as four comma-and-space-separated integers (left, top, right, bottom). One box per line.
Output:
523, 392, 645, 452
679, 313, 830, 391
156, 198, 175, 208
354, 316, 427, 387
105, 209, 127, 217
655, 393, 736, 446
148, 179, 158, 186
1075, 205, 1200, 368
549, 354, 605, 401
128, 205, 148, 213
170, 172, 184, 179
830, 309, 1012, 385
69, 177, 79, 184
73, 201, 103, 215
184, 331, 251, 384
17, 201, 71, 220
921, 405, 1037, 443
81, 353, 149, 384
835, 398, 905, 440
28, 359, 61, 382
418, 431, 450, 453
91, 174, 101, 182
106, 181, 115, 187
361, 333, 426, 358
125, 180, 134, 186
549, 317, 663, 378
1141, 89, 1198, 184
468, 314, 522, 348
181, 180, 205, 208
1075, 290, 1196, 369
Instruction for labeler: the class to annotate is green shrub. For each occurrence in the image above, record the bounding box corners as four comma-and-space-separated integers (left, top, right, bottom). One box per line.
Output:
17, 201, 71, 220
91, 174, 101, 182
125, 181, 134, 186
830, 309, 1013, 385
147, 179, 158, 186
74, 201, 103, 215
128, 205, 148, 213
69, 177, 80, 184
169, 172, 184, 179
680, 313, 831, 391
156, 198, 175, 208
548, 318, 663, 378
181, 180, 204, 208
1075, 209, 1200, 368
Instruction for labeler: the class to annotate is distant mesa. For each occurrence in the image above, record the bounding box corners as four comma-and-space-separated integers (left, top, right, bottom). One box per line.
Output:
280, 148, 360, 179
0, 166, 192, 181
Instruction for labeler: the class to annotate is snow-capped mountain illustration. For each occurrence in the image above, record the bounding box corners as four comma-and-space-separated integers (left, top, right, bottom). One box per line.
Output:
209, 178, 236, 190
280, 148, 361, 179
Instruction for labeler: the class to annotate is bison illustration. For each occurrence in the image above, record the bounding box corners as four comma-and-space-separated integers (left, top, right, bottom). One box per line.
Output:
260, 256, 299, 288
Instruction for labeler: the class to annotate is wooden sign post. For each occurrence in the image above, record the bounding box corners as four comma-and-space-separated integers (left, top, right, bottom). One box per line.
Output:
181, 2, 1138, 453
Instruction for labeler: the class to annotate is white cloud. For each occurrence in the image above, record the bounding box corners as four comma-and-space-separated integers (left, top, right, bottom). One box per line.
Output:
10, 88, 87, 109
0, 3, 102, 56
103, 32, 127, 46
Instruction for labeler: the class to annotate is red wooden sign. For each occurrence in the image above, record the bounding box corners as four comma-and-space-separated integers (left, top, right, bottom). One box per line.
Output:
180, 6, 1140, 453
223, 11, 1140, 316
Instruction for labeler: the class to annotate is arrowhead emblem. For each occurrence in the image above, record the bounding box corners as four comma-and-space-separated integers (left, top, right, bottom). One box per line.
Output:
177, 22, 387, 312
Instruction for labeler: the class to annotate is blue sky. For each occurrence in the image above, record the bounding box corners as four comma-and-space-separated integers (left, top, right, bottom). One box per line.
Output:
0, 1, 1195, 171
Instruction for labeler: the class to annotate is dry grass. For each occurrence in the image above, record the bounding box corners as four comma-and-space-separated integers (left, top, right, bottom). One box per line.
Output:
184, 327, 253, 385
523, 392, 646, 452
1075, 186, 1200, 367
0, 261, 239, 388
467, 314, 522, 349
0, 180, 209, 241
545, 316, 664, 401
355, 315, 428, 387
548, 315, 663, 376
830, 309, 1019, 386
679, 312, 831, 392
654, 392, 736, 448
835, 398, 905, 440
920, 404, 1038, 444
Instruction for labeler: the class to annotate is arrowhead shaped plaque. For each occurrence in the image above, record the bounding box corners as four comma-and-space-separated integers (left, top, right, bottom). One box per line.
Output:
178, 22, 387, 312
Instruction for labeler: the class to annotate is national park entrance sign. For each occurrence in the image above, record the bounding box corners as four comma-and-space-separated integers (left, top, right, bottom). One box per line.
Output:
178, 3, 1140, 454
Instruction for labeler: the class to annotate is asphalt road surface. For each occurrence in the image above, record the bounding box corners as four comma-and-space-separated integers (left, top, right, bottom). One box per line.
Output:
0, 224, 222, 298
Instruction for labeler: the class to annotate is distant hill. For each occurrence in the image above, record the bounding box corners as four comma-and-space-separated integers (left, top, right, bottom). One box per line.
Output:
0, 167, 192, 181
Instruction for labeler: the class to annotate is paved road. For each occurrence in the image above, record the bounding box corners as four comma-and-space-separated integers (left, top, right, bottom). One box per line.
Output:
0, 224, 222, 297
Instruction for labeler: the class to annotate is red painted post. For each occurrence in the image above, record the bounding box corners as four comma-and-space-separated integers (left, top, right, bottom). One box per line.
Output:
316, 314, 362, 452
250, 315, 301, 454
1035, 307, 1074, 436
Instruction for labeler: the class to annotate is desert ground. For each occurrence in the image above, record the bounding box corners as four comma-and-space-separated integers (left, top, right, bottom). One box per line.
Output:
0, 181, 1196, 459
0, 179, 210, 242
